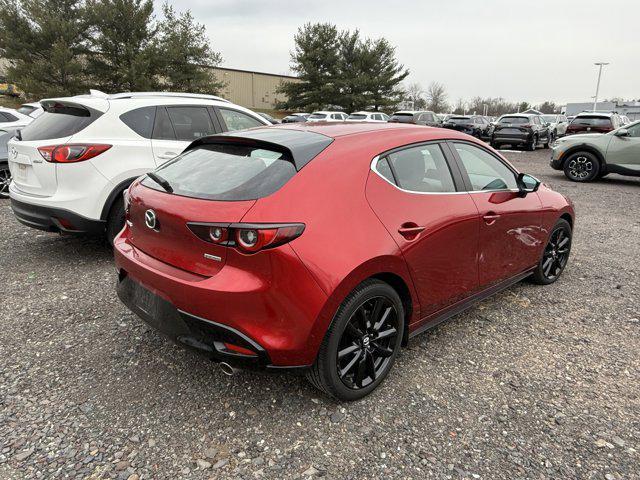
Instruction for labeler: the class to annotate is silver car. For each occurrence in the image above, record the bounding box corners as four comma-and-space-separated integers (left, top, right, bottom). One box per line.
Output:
541, 114, 569, 141
550, 120, 640, 182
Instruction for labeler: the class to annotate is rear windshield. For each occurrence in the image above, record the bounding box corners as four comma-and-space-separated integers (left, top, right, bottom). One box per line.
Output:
141, 144, 296, 201
499, 117, 529, 124
19, 103, 101, 141
448, 117, 471, 123
571, 116, 612, 127
348, 114, 367, 120
390, 113, 414, 122
17, 105, 36, 116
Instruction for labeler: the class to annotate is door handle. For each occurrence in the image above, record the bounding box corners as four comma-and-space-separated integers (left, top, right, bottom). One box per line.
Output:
398, 223, 425, 239
157, 152, 178, 159
483, 212, 501, 225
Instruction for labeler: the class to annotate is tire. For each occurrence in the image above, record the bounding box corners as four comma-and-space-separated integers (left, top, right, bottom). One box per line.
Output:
527, 135, 537, 151
544, 131, 555, 148
530, 219, 572, 285
0, 162, 10, 199
306, 279, 405, 401
106, 198, 125, 246
491, 141, 501, 150
563, 151, 600, 182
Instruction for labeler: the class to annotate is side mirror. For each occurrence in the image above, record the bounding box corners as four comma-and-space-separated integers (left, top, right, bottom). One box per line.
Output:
614, 128, 629, 137
517, 173, 540, 196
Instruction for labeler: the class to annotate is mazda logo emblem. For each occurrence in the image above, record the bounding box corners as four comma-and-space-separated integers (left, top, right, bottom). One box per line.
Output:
144, 209, 157, 230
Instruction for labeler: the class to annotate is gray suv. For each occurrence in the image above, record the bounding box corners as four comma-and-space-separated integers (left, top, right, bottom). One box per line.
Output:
550, 120, 640, 182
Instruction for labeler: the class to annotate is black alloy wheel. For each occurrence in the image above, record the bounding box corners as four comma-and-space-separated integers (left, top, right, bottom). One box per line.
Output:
336, 296, 398, 389
0, 163, 11, 199
307, 280, 404, 401
527, 134, 538, 151
531, 219, 572, 285
564, 152, 600, 182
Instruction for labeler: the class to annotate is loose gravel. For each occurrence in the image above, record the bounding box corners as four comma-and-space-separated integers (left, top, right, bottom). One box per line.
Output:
0, 148, 639, 479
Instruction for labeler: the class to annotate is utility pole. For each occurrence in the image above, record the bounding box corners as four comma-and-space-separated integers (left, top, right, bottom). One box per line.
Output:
593, 62, 609, 112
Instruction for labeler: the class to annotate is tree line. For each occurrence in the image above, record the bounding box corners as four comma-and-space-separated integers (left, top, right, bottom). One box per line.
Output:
0, 0, 224, 99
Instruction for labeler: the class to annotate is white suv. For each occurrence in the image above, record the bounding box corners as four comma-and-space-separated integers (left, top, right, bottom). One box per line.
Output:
306, 111, 348, 122
8, 91, 269, 242
0, 107, 32, 128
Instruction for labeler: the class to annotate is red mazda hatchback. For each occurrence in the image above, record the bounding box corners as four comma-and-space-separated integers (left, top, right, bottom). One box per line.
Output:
114, 123, 574, 401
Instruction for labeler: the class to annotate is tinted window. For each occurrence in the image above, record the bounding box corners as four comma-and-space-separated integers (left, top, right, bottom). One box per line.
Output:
386, 144, 456, 193
167, 106, 215, 141
0, 112, 18, 122
348, 114, 367, 120
120, 106, 156, 139
499, 117, 529, 125
219, 108, 263, 131
449, 117, 471, 124
376, 157, 395, 183
152, 107, 176, 140
390, 113, 415, 123
19, 104, 100, 141
141, 143, 296, 201
453, 142, 517, 191
308, 113, 327, 120
571, 116, 612, 127
17, 106, 36, 116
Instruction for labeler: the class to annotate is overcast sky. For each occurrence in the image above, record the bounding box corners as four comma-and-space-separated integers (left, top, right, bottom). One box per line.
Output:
169, 0, 639, 105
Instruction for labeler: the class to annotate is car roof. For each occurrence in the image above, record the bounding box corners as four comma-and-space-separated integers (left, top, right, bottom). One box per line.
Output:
576, 111, 614, 117
350, 111, 375, 115
311, 111, 343, 115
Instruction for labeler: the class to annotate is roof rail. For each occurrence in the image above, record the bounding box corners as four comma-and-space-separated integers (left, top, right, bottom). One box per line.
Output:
107, 92, 229, 102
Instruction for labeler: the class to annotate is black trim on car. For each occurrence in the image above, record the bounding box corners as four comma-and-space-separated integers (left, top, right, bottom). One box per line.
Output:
100, 176, 140, 221
11, 198, 105, 235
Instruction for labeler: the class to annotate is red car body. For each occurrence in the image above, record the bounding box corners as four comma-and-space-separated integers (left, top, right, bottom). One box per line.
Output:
114, 123, 574, 372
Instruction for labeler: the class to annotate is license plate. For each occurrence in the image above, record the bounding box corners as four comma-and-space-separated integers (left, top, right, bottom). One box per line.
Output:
133, 282, 157, 315
16, 163, 27, 181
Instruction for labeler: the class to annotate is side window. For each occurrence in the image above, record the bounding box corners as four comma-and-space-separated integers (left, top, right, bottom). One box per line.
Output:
167, 106, 215, 141
120, 106, 156, 139
375, 157, 395, 184
386, 144, 456, 193
152, 107, 176, 140
331, 114, 340, 120
0, 113, 8, 122
626, 123, 640, 137
218, 108, 263, 131
453, 142, 518, 191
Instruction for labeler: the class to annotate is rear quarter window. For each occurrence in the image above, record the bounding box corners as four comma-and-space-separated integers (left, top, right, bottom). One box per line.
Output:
120, 106, 156, 139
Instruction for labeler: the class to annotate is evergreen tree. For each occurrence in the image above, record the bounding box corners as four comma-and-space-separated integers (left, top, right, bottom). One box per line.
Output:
0, 0, 90, 98
277, 22, 341, 111
362, 38, 408, 111
156, 3, 224, 94
85, 0, 158, 92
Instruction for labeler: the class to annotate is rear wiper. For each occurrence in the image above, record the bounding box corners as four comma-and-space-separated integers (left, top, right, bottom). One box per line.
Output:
147, 172, 173, 193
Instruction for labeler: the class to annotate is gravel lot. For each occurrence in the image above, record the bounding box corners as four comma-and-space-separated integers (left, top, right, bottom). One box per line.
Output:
1, 148, 639, 480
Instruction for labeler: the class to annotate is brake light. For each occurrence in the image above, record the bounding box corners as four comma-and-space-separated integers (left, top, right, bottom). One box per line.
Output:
38, 144, 112, 163
187, 223, 305, 254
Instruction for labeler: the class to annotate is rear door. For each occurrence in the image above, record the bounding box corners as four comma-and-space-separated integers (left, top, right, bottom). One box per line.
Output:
366, 142, 480, 317
151, 106, 218, 165
449, 141, 544, 286
8, 100, 106, 197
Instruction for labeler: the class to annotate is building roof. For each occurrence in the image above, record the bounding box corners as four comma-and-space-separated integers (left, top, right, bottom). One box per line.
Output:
211, 66, 298, 80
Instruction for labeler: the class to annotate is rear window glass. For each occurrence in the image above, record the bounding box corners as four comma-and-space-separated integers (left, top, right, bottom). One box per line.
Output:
390, 113, 414, 122
17, 105, 36, 116
571, 116, 612, 127
498, 117, 529, 124
120, 106, 156, 138
448, 117, 471, 123
19, 104, 101, 141
141, 144, 296, 201
348, 114, 367, 120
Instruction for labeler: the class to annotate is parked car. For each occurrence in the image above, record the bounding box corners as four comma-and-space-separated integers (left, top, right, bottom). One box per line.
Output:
346, 111, 389, 122
550, 119, 640, 182
565, 112, 623, 136
541, 114, 569, 141
114, 122, 574, 401
0, 127, 19, 199
7, 91, 270, 243
389, 110, 440, 126
491, 114, 552, 150
17, 102, 44, 119
256, 112, 280, 124
281, 113, 310, 124
0, 107, 32, 128
441, 115, 493, 141
307, 111, 348, 122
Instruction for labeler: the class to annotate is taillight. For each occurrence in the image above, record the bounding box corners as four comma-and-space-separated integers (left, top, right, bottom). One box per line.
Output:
187, 223, 305, 254
37, 144, 112, 163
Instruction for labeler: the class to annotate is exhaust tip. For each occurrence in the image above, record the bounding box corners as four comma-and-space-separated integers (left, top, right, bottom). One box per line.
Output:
219, 362, 237, 376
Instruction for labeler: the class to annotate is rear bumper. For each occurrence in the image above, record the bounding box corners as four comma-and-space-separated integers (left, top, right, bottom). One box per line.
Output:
113, 228, 328, 368
10, 197, 105, 234
492, 133, 532, 144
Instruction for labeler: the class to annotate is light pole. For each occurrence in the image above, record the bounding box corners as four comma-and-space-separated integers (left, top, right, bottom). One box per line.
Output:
593, 62, 609, 112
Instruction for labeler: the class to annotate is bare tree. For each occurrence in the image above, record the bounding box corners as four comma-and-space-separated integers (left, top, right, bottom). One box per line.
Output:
403, 82, 426, 109
453, 98, 466, 115
426, 81, 449, 113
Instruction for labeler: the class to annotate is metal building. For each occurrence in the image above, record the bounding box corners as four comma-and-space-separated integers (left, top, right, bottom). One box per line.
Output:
211, 66, 299, 111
